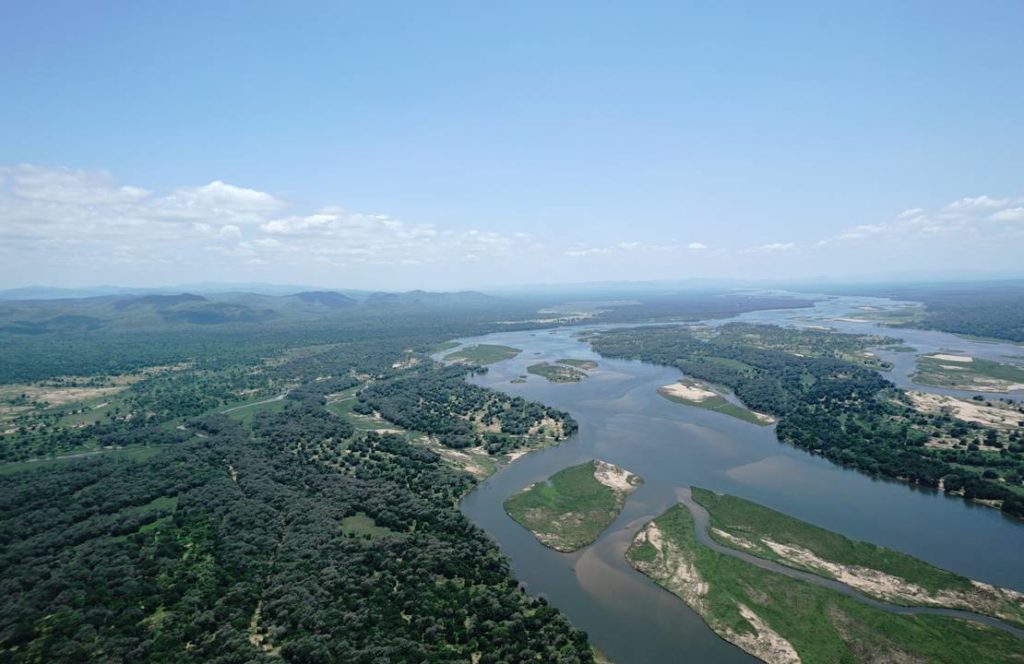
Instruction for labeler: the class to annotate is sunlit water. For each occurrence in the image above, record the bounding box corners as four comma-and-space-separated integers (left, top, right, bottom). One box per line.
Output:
453, 296, 1024, 663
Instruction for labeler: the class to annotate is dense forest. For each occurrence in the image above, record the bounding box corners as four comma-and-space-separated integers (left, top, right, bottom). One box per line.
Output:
0, 420, 593, 662
0, 302, 605, 661
590, 323, 1024, 517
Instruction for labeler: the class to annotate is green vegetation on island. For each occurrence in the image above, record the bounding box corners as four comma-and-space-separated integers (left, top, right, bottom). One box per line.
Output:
528, 362, 589, 383
657, 378, 772, 425
912, 354, 1024, 392
504, 460, 642, 552
628, 500, 1024, 664
591, 323, 1024, 518
693, 488, 1024, 627
444, 343, 522, 365
557, 359, 598, 370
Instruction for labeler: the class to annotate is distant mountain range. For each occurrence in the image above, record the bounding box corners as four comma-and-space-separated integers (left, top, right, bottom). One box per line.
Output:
0, 288, 504, 335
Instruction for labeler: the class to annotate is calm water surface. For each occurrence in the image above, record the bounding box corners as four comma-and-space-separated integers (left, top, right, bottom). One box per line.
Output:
455, 297, 1024, 664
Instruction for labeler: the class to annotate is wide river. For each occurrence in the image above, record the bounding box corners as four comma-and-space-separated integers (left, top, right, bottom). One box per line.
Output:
454, 296, 1024, 664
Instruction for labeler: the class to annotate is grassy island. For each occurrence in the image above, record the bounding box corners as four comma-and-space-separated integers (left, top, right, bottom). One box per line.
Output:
657, 378, 773, 425
628, 499, 1024, 664
557, 358, 599, 370
527, 362, 588, 383
504, 460, 642, 552
692, 488, 1024, 628
444, 343, 522, 365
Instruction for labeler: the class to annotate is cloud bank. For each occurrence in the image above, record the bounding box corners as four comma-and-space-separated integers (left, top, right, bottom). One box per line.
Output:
1, 164, 1022, 289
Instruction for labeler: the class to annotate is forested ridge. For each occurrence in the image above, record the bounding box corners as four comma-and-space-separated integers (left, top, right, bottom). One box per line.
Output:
591, 323, 1024, 517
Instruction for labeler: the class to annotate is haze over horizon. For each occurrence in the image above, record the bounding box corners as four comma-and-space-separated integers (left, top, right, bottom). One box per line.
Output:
3, 1, 1023, 290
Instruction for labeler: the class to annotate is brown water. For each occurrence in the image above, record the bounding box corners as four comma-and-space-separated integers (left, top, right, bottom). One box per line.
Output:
456, 297, 1024, 663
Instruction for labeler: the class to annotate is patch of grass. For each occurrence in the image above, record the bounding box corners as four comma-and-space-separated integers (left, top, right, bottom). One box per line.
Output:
557, 358, 598, 370
0, 445, 166, 475
225, 397, 287, 426
504, 460, 640, 552
527, 362, 587, 383
630, 503, 1024, 664
341, 512, 403, 539
444, 344, 522, 365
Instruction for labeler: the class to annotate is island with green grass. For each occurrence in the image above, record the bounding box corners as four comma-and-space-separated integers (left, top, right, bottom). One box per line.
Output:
527, 362, 588, 383
912, 353, 1024, 392
692, 488, 1024, 627
557, 358, 599, 370
628, 494, 1024, 664
657, 378, 773, 425
444, 343, 522, 365
504, 459, 642, 552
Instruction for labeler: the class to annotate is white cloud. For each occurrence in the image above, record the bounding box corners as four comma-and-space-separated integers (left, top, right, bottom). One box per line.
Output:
946, 195, 1011, 210
687, 242, 708, 250
1, 164, 150, 205
0, 165, 535, 279
826, 193, 1024, 246
992, 207, 1024, 222
740, 242, 795, 254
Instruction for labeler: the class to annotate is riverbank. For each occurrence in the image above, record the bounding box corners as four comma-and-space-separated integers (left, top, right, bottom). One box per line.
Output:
627, 492, 1024, 663
693, 487, 1024, 628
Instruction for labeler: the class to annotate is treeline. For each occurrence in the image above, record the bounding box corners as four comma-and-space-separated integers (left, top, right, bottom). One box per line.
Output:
591, 324, 1024, 518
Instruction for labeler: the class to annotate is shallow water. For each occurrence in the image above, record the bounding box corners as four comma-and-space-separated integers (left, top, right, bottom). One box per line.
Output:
454, 296, 1024, 663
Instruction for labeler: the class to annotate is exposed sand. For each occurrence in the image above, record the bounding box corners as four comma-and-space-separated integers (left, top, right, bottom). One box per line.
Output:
731, 604, 802, 664
909, 391, 1024, 429
659, 382, 716, 402
632, 523, 800, 664
592, 459, 641, 493
759, 537, 1024, 622
931, 354, 973, 363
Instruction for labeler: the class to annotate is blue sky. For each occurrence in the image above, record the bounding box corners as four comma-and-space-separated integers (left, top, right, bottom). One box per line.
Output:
2, 1, 1023, 289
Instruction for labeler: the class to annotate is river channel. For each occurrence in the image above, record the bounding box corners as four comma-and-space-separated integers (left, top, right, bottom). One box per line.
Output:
454, 296, 1024, 663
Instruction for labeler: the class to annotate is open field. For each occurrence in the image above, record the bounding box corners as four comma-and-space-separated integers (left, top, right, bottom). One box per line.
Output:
628, 500, 1024, 664
913, 354, 1024, 392
657, 379, 773, 426
341, 512, 404, 539
444, 344, 522, 365
693, 488, 1024, 627
527, 362, 588, 383
504, 460, 642, 552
